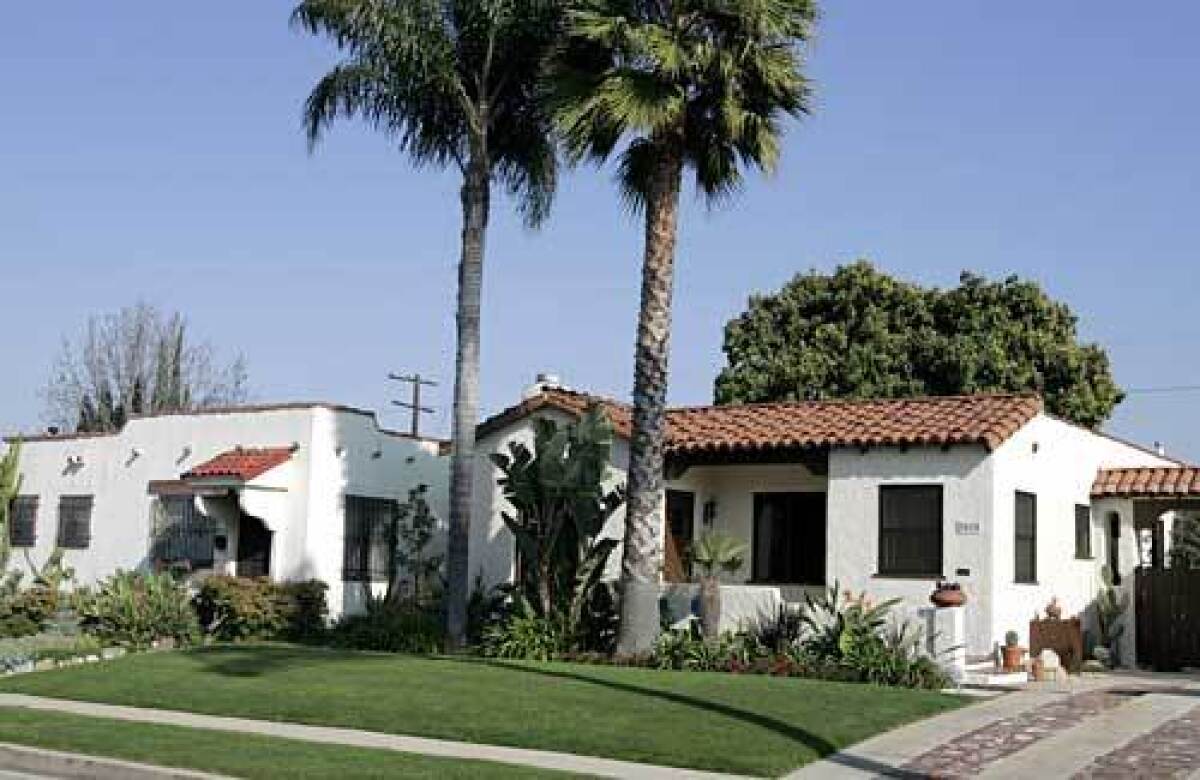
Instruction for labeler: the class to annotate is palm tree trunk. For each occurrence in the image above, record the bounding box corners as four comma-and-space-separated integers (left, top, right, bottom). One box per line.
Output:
445, 152, 490, 650
615, 149, 684, 656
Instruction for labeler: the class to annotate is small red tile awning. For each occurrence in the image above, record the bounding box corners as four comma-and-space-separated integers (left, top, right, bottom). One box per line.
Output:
1092, 467, 1200, 499
182, 446, 295, 482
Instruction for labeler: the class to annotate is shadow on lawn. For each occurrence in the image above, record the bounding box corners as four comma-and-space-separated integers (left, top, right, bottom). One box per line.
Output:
449, 657, 838, 759
184, 644, 391, 678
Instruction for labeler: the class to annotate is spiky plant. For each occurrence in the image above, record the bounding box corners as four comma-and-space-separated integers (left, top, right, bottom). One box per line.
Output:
690, 531, 746, 639
690, 532, 745, 578
545, 0, 817, 653
0, 440, 22, 572
293, 0, 561, 647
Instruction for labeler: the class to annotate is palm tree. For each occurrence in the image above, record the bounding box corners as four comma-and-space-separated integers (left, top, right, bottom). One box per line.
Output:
546, 0, 816, 654
690, 532, 746, 639
294, 0, 560, 647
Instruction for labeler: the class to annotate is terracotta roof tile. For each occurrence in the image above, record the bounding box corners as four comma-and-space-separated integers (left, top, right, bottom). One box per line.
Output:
1092, 467, 1200, 498
182, 446, 295, 481
477, 389, 1043, 455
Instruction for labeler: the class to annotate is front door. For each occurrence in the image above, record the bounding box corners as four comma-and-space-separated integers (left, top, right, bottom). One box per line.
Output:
236, 514, 272, 578
664, 490, 696, 583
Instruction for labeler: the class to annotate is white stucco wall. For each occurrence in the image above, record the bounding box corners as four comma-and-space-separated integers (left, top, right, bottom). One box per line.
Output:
988, 415, 1174, 663
4, 405, 447, 619
827, 445, 997, 654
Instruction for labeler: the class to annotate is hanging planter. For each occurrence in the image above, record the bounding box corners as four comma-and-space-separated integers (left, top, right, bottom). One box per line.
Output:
930, 581, 966, 608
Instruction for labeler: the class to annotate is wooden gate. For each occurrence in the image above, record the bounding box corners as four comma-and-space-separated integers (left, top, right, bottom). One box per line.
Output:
1135, 567, 1200, 671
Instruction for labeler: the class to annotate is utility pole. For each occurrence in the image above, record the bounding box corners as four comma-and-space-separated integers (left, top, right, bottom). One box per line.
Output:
388, 373, 437, 437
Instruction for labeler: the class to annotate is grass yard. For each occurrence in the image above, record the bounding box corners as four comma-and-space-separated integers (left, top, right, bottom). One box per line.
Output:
0, 707, 576, 779
0, 644, 965, 776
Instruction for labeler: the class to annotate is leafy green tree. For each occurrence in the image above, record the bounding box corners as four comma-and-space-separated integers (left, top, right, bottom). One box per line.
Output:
715, 261, 1124, 428
294, 0, 560, 647
1170, 515, 1200, 570
546, 0, 816, 654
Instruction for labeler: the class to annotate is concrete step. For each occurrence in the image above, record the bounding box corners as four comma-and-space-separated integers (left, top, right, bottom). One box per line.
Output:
962, 669, 1029, 687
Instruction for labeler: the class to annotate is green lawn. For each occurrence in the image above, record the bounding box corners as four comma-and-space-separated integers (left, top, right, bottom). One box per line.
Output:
0, 644, 965, 776
0, 707, 577, 779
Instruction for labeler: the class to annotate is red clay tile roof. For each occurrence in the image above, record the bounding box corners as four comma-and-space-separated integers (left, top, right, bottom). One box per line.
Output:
182, 446, 295, 481
477, 389, 1043, 455
1092, 467, 1200, 498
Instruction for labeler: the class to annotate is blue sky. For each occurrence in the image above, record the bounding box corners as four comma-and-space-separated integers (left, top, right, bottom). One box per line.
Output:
2, 2, 1198, 459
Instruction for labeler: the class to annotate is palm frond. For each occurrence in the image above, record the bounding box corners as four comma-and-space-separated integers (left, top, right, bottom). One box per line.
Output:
546, 0, 816, 209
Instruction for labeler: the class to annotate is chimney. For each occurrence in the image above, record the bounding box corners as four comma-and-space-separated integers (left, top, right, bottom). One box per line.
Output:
522, 372, 567, 399
1154, 441, 1166, 457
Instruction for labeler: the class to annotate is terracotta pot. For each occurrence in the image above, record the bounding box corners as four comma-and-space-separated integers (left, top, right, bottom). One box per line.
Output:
930, 587, 967, 608
1002, 645, 1024, 672
698, 575, 721, 640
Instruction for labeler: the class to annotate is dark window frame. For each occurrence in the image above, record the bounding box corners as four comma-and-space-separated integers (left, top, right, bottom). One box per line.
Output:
1015, 491, 1037, 584
750, 492, 826, 586
56, 495, 93, 549
1074, 504, 1093, 560
9, 496, 38, 548
342, 495, 397, 583
877, 485, 944, 578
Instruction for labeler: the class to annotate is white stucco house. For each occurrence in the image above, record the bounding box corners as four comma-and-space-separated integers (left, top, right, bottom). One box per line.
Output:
470, 380, 1188, 664
3, 403, 448, 617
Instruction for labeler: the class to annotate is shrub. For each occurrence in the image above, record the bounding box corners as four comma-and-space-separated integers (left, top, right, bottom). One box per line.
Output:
78, 570, 199, 648
0, 579, 58, 638
326, 597, 443, 654
192, 576, 328, 641
482, 606, 569, 661
286, 580, 330, 640
0, 634, 101, 673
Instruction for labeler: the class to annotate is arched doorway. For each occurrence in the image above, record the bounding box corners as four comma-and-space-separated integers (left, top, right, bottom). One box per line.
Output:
236, 513, 272, 578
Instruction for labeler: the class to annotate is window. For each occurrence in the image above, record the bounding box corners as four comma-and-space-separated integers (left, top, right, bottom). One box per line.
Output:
342, 495, 396, 582
752, 492, 826, 585
9, 496, 38, 547
1015, 491, 1037, 583
150, 496, 217, 568
878, 485, 943, 577
56, 495, 93, 549
1074, 504, 1092, 559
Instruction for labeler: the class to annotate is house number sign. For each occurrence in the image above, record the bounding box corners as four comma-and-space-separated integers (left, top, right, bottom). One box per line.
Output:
955, 521, 981, 536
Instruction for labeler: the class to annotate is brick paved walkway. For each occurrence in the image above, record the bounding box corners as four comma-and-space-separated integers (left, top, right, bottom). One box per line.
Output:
901, 689, 1139, 778
1071, 704, 1200, 779
791, 674, 1200, 779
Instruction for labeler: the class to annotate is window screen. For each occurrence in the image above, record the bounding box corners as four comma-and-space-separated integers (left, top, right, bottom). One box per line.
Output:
56, 495, 93, 549
1015, 491, 1037, 583
878, 485, 943, 577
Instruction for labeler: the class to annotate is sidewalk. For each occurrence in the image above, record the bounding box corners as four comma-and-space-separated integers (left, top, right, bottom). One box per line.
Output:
0, 693, 750, 780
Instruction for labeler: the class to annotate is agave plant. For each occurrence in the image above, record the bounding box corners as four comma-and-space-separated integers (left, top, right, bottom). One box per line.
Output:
801, 583, 901, 662
689, 532, 746, 639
